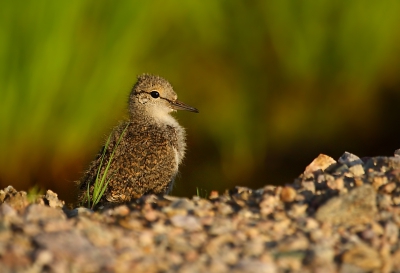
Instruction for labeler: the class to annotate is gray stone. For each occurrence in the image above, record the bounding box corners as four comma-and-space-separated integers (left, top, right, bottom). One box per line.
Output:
315, 184, 377, 226
338, 152, 364, 167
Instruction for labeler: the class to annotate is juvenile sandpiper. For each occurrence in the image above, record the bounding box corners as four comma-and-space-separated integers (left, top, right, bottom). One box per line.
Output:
77, 74, 198, 206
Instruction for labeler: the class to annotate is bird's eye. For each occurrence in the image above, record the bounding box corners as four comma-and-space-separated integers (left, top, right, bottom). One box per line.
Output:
150, 91, 160, 98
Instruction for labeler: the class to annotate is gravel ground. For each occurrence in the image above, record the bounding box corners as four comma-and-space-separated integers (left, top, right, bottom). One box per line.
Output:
1, 150, 400, 272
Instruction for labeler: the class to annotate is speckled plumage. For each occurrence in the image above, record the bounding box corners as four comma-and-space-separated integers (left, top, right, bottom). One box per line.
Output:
77, 74, 198, 206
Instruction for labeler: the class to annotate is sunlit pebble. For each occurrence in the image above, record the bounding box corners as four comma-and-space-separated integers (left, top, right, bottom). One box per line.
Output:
238, 209, 253, 218
170, 215, 202, 232
112, 205, 130, 216
194, 198, 213, 209
259, 195, 278, 215
209, 259, 229, 272
276, 255, 303, 272
393, 196, 400, 205
188, 232, 207, 248
169, 198, 195, 210
216, 202, 234, 215
349, 165, 365, 177
199, 215, 214, 226
45, 190, 64, 209
0, 203, 17, 218
352, 177, 363, 186
361, 228, 375, 240
278, 235, 310, 252
234, 259, 277, 273
245, 227, 259, 239
138, 231, 154, 247
280, 186, 296, 202
209, 191, 219, 199
301, 181, 316, 193
162, 207, 188, 217
385, 221, 399, 244
309, 229, 325, 242
382, 182, 396, 194
289, 204, 307, 218
143, 209, 158, 222
23, 223, 41, 236
377, 194, 392, 210
220, 248, 239, 265
326, 177, 344, 191
209, 217, 238, 235
184, 249, 199, 262
372, 175, 388, 190
118, 218, 142, 230
43, 219, 73, 233
305, 218, 320, 230
273, 211, 288, 221
194, 208, 214, 217
179, 263, 207, 273
25, 204, 66, 222
34, 250, 53, 266
242, 240, 265, 257
169, 227, 185, 237
342, 244, 382, 271
232, 230, 247, 242
168, 252, 184, 266
151, 221, 168, 233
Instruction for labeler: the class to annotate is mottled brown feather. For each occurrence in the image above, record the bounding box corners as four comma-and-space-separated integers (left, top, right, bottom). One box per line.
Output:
77, 74, 197, 207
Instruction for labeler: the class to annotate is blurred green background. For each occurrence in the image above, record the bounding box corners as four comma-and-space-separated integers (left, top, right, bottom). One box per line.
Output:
1, 1, 400, 204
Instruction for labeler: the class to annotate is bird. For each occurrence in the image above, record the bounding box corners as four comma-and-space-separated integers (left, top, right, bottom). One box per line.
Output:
77, 74, 198, 207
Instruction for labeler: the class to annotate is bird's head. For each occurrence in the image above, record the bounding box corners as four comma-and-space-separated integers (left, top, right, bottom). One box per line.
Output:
129, 74, 198, 120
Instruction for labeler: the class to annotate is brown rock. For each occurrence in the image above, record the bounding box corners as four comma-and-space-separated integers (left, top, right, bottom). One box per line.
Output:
24, 204, 66, 223
233, 259, 277, 273
33, 230, 114, 270
326, 177, 344, 191
1, 186, 29, 211
384, 221, 398, 244
209, 191, 219, 199
371, 175, 388, 190
342, 243, 381, 271
348, 165, 365, 177
315, 184, 377, 226
381, 182, 396, 194
45, 190, 65, 209
304, 154, 336, 175
280, 186, 296, 203
170, 215, 202, 232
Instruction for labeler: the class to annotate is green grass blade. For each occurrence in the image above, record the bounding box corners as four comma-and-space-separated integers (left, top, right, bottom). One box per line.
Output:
89, 123, 130, 209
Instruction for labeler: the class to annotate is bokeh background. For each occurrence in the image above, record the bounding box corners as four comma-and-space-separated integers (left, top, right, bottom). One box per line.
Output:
1, 1, 400, 204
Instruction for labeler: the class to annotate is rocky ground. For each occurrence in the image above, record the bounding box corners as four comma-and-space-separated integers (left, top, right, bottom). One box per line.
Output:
1, 150, 400, 273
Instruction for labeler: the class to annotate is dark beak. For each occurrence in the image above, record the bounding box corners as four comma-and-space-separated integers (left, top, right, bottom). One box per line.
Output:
170, 100, 199, 113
